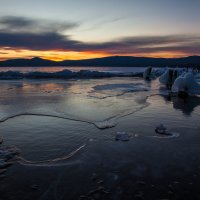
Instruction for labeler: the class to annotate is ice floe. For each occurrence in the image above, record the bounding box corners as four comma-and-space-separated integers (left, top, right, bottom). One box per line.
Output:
155, 123, 167, 134
159, 68, 181, 88
152, 68, 166, 77
0, 69, 143, 80
154, 123, 180, 138
143, 67, 167, 80
172, 72, 200, 95
94, 120, 117, 129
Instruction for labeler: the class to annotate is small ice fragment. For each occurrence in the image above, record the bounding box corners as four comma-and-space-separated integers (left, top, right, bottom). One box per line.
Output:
155, 123, 167, 134
95, 120, 117, 129
115, 132, 130, 141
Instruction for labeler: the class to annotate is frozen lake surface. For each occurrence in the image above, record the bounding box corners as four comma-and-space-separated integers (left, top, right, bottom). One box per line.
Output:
0, 76, 200, 200
0, 66, 147, 73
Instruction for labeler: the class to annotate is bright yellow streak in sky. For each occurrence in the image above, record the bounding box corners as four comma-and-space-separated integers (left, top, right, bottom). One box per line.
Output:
0, 49, 111, 61
0, 48, 189, 61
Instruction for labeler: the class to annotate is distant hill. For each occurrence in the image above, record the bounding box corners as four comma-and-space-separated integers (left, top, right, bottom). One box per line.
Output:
0, 56, 200, 67
0, 57, 57, 67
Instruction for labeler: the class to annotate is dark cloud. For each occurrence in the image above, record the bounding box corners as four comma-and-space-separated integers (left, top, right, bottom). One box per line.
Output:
0, 30, 199, 55
0, 31, 81, 50
0, 16, 199, 55
81, 35, 200, 55
0, 16, 79, 33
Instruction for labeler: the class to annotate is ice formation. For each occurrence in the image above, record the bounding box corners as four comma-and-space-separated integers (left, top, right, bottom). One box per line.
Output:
0, 70, 143, 80
155, 123, 167, 134
172, 72, 200, 95
154, 123, 179, 137
143, 67, 167, 80
94, 120, 117, 129
152, 68, 166, 77
159, 68, 180, 88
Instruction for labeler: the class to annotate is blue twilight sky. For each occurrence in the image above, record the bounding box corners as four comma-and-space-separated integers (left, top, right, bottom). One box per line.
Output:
0, 0, 199, 60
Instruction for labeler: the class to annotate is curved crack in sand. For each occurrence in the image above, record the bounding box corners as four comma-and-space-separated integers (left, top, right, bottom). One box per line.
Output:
0, 112, 94, 126
0, 103, 149, 130
17, 144, 86, 167
0, 93, 160, 130
0, 112, 116, 130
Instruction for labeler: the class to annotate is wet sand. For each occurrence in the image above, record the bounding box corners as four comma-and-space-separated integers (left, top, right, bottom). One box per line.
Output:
0, 77, 200, 200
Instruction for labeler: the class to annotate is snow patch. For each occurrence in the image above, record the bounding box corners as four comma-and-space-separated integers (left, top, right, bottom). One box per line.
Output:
172, 72, 200, 95
159, 68, 182, 86
0, 69, 143, 79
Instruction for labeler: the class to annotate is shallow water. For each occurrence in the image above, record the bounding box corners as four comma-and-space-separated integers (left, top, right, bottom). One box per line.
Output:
0, 77, 200, 200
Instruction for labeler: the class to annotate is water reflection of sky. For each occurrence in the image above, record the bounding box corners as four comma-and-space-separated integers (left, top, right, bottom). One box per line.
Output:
0, 77, 200, 193
0, 77, 199, 121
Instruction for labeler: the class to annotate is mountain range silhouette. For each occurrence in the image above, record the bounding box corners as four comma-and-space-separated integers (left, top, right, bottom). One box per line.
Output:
0, 56, 200, 67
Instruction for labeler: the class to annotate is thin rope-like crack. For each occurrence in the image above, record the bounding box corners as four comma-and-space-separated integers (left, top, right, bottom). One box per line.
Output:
17, 144, 86, 166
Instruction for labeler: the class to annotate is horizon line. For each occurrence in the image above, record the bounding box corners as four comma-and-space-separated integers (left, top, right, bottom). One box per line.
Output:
1, 54, 200, 62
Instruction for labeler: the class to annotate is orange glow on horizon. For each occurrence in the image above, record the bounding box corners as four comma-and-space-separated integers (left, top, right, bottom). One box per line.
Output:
0, 48, 195, 61
0, 49, 111, 61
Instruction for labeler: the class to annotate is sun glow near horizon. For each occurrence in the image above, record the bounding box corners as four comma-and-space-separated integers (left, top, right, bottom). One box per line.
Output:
0, 49, 112, 61
0, 0, 199, 61
0, 48, 193, 61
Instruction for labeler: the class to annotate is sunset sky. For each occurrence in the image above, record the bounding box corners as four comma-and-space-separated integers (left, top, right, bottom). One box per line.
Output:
0, 0, 200, 61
